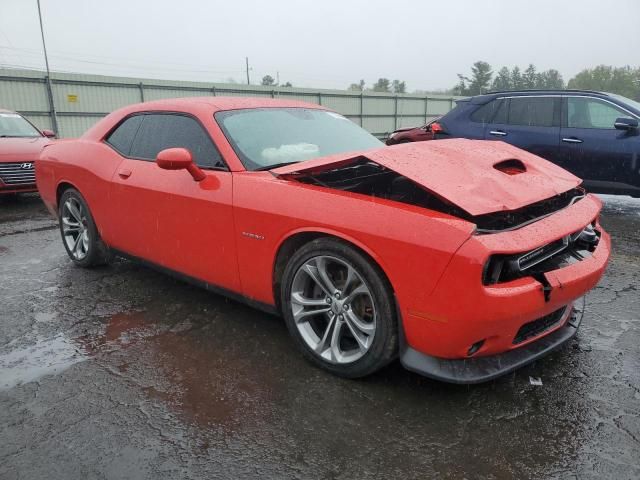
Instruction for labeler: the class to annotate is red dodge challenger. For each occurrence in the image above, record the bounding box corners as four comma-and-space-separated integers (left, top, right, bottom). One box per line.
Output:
36, 98, 610, 383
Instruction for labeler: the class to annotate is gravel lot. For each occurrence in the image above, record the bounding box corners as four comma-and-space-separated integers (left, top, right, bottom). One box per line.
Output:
1, 193, 639, 479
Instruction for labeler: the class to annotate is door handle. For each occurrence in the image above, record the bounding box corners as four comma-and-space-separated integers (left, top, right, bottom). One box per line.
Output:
562, 137, 583, 144
489, 130, 507, 136
118, 168, 132, 178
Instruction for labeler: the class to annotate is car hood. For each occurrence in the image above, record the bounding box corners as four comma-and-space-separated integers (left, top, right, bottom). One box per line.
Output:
0, 136, 50, 162
272, 139, 581, 216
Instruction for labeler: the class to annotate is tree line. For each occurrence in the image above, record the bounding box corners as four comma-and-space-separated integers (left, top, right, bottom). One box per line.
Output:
348, 78, 407, 93
343, 63, 640, 100
453, 61, 640, 100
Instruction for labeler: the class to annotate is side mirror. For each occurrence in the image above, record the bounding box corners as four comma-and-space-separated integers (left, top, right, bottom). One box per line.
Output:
156, 148, 205, 181
614, 117, 638, 131
41, 129, 56, 138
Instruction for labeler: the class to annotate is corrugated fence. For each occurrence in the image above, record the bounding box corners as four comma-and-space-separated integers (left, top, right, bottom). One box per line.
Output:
0, 68, 459, 138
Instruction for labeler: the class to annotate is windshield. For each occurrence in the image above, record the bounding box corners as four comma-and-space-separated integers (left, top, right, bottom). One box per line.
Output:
0, 112, 41, 138
215, 108, 382, 170
608, 94, 640, 114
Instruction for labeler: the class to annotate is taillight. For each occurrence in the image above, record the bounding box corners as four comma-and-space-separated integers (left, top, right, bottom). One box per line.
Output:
430, 122, 445, 134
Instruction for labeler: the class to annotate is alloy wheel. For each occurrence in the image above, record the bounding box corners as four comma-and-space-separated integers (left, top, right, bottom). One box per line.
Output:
290, 255, 377, 364
61, 197, 90, 260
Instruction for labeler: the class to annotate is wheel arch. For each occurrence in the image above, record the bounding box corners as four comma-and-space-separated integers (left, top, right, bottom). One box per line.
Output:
272, 228, 395, 312
56, 180, 80, 209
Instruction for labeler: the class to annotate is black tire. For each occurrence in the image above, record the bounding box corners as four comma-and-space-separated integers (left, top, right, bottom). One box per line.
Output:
58, 188, 111, 267
280, 237, 398, 378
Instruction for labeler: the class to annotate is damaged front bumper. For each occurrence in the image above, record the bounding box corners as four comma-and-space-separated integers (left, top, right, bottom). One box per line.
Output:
396, 193, 610, 382
400, 305, 581, 384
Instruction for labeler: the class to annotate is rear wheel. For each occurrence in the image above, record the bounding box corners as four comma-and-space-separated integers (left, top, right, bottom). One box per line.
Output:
58, 188, 110, 267
280, 237, 397, 378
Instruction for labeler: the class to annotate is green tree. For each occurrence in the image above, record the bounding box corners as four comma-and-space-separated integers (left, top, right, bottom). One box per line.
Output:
392, 79, 407, 94
511, 66, 523, 90
348, 79, 366, 91
453, 74, 469, 95
492, 67, 512, 91
523, 64, 537, 89
282, 81, 293, 87
568, 65, 640, 100
457, 61, 493, 95
536, 69, 564, 89
261, 75, 276, 86
372, 78, 391, 92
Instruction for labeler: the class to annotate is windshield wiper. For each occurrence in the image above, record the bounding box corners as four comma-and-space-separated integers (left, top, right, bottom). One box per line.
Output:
254, 161, 301, 171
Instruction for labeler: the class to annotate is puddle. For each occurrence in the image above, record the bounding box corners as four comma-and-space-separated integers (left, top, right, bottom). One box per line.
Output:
598, 194, 640, 216
0, 334, 87, 390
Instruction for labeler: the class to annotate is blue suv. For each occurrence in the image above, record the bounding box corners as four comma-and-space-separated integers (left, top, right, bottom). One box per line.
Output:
434, 90, 640, 197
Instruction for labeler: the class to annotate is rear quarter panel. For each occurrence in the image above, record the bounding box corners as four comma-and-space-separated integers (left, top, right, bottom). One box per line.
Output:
232, 172, 475, 313
37, 140, 123, 243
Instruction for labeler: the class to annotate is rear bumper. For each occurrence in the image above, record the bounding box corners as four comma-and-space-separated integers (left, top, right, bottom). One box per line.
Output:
400, 305, 580, 384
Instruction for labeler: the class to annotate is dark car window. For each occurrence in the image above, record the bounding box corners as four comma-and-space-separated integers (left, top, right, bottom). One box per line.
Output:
508, 97, 555, 127
470, 102, 494, 123
129, 114, 225, 169
105, 115, 143, 155
492, 99, 508, 124
567, 97, 634, 129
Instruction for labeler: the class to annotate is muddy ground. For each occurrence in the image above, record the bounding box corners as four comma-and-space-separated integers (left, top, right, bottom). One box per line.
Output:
0, 193, 638, 479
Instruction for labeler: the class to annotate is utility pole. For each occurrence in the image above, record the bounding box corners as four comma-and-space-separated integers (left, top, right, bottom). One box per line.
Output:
37, 0, 58, 135
276, 71, 280, 86
245, 57, 250, 85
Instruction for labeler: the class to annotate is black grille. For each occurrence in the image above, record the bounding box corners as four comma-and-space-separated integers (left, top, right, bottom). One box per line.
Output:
513, 307, 566, 345
0, 162, 36, 185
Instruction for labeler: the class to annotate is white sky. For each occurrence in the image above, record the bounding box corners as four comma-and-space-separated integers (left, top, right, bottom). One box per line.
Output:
0, 0, 638, 91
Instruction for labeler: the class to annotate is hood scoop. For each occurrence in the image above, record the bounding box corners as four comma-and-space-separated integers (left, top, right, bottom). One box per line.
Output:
493, 159, 526, 175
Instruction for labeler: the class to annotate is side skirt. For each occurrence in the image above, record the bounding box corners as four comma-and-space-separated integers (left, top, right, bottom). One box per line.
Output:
110, 249, 280, 317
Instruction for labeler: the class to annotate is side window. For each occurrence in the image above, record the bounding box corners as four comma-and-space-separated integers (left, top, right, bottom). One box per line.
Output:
508, 97, 555, 127
567, 97, 633, 129
130, 114, 225, 169
105, 115, 144, 156
470, 102, 494, 123
492, 99, 508, 124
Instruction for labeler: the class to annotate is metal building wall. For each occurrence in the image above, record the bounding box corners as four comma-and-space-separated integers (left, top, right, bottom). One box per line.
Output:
0, 68, 459, 138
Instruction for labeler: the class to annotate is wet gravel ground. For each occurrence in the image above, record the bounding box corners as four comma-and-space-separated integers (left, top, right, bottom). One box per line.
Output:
0, 193, 638, 480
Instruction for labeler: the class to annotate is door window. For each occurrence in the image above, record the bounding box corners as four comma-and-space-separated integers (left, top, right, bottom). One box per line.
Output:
567, 97, 634, 129
130, 114, 225, 169
507, 97, 556, 127
105, 115, 144, 156
470, 102, 494, 123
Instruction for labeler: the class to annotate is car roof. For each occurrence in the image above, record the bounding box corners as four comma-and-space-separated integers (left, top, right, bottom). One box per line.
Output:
465, 89, 611, 105
126, 96, 324, 113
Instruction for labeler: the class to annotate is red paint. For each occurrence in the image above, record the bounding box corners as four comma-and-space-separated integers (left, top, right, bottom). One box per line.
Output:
0, 108, 51, 194
386, 121, 438, 145
36, 97, 610, 363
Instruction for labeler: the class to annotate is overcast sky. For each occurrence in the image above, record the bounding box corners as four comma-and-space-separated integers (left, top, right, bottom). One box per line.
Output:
1, 0, 639, 91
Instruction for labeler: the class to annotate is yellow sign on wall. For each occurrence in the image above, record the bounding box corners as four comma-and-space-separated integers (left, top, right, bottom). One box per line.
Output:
67, 94, 78, 103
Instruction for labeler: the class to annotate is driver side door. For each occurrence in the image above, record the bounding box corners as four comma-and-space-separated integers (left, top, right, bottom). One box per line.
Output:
106, 112, 240, 293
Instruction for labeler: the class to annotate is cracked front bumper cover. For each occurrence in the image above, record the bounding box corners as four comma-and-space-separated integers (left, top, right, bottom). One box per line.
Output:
400, 307, 580, 384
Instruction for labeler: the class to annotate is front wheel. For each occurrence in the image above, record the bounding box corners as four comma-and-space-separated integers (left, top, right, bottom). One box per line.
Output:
58, 188, 110, 267
280, 238, 398, 378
